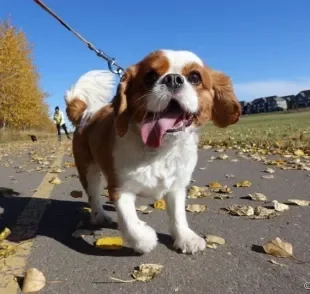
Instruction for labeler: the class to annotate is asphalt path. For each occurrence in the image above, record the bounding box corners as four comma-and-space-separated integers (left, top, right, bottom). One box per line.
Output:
1, 140, 310, 294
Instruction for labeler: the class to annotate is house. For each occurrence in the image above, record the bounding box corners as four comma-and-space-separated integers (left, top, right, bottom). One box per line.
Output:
265, 96, 288, 112
239, 101, 251, 115
294, 90, 310, 108
250, 97, 267, 113
281, 95, 296, 110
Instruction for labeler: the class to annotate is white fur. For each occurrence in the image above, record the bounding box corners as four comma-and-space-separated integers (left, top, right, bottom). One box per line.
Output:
65, 70, 115, 124
146, 50, 201, 114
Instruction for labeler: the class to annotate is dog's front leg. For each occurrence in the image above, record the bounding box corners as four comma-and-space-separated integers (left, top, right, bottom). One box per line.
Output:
165, 188, 206, 254
115, 192, 158, 254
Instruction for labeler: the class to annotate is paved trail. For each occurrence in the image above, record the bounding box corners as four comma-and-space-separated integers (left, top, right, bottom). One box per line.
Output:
0, 140, 310, 294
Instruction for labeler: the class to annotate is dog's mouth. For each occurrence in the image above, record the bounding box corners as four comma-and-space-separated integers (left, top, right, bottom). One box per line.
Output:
141, 99, 194, 148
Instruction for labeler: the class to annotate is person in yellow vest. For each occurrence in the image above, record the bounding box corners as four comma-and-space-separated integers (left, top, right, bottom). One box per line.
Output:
53, 106, 71, 141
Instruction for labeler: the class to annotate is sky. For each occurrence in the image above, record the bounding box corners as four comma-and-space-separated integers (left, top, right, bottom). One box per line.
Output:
1, 0, 310, 125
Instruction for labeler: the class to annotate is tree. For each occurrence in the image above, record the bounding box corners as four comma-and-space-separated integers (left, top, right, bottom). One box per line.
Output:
0, 18, 54, 130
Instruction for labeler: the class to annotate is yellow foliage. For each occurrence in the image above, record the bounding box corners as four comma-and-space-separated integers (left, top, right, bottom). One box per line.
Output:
0, 18, 54, 131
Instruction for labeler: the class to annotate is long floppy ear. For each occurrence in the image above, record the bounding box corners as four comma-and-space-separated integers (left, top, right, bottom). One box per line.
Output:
210, 70, 241, 128
112, 66, 136, 137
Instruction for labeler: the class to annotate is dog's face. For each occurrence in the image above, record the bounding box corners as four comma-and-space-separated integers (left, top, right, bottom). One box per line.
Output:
112, 49, 241, 148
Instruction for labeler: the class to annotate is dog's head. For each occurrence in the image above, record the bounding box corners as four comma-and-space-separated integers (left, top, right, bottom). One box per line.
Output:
112, 49, 241, 148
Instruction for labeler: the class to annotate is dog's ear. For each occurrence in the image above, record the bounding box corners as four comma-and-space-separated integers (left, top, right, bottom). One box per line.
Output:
112, 66, 136, 137
210, 70, 241, 128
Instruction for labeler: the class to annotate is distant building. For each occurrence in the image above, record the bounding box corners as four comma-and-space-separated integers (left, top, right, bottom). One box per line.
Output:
294, 90, 310, 108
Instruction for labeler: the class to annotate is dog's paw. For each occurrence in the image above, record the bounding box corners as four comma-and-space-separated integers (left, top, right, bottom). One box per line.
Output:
124, 222, 158, 254
173, 228, 206, 254
90, 212, 113, 227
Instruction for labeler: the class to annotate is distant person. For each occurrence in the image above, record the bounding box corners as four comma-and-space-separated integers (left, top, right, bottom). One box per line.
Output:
53, 106, 71, 141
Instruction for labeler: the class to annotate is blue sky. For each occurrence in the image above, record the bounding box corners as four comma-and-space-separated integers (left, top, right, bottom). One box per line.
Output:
1, 0, 310, 124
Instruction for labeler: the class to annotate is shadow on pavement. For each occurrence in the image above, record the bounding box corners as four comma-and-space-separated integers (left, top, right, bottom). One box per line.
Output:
0, 188, 173, 257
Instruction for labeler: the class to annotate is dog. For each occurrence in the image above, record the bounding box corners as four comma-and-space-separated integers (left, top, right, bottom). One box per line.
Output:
65, 49, 241, 254
29, 135, 37, 142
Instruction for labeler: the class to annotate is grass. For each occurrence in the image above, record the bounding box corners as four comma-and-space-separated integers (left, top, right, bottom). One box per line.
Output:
199, 111, 310, 154
0, 129, 56, 144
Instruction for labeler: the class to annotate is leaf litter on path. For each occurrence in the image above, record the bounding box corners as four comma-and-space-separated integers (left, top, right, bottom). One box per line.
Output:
272, 200, 289, 212
263, 237, 293, 258
287, 199, 310, 206
227, 204, 254, 216
248, 193, 268, 201
206, 235, 226, 249
186, 204, 207, 213
22, 268, 46, 293
234, 181, 252, 188
136, 205, 152, 214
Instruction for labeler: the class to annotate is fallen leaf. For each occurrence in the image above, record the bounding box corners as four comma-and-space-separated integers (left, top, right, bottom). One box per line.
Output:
70, 190, 83, 198
154, 199, 166, 210
95, 237, 123, 250
217, 154, 229, 160
186, 204, 207, 213
214, 194, 233, 200
272, 200, 289, 212
263, 237, 293, 258
132, 264, 164, 282
0, 243, 16, 258
0, 227, 11, 241
264, 168, 275, 174
49, 177, 61, 185
22, 268, 46, 293
261, 175, 275, 179
136, 205, 153, 214
206, 243, 218, 249
294, 149, 304, 157
64, 161, 76, 168
252, 206, 279, 219
248, 193, 268, 201
227, 204, 254, 216
50, 168, 62, 173
225, 174, 235, 178
199, 167, 206, 170
206, 235, 226, 245
187, 186, 210, 199
269, 259, 288, 267
234, 180, 252, 188
207, 181, 222, 189
287, 199, 310, 206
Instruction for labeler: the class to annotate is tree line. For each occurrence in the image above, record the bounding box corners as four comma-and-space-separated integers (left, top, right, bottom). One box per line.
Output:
0, 18, 54, 131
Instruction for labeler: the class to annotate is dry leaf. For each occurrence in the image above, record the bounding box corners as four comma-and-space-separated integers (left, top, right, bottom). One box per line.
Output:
49, 177, 61, 185
0, 227, 11, 241
206, 235, 226, 245
70, 190, 83, 198
207, 181, 222, 189
186, 204, 207, 213
263, 237, 293, 258
249, 193, 267, 201
287, 199, 310, 206
272, 200, 289, 212
22, 268, 46, 293
136, 205, 152, 214
199, 167, 206, 170
214, 194, 233, 200
227, 204, 254, 216
269, 259, 288, 267
50, 168, 62, 173
252, 206, 279, 219
206, 243, 218, 249
261, 175, 275, 179
132, 264, 164, 282
264, 168, 275, 174
154, 199, 166, 210
95, 237, 123, 250
225, 174, 235, 178
294, 149, 304, 157
0, 243, 16, 258
187, 186, 210, 199
217, 154, 229, 160
64, 161, 76, 168
212, 186, 232, 194
234, 180, 252, 187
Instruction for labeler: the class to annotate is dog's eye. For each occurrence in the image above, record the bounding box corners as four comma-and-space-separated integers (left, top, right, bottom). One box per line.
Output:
144, 70, 159, 85
187, 71, 201, 85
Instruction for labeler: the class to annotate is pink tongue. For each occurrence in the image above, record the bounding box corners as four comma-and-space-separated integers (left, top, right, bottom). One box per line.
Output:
141, 113, 181, 148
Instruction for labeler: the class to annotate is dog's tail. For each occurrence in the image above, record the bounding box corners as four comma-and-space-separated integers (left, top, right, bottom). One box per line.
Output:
65, 70, 115, 126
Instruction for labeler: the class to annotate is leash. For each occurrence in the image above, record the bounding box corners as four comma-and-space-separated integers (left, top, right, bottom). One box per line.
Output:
33, 0, 124, 77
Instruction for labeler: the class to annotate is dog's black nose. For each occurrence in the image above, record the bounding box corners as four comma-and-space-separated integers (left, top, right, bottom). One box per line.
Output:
161, 74, 184, 89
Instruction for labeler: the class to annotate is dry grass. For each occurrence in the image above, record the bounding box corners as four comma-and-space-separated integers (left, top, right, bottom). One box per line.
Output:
0, 129, 55, 144
199, 111, 310, 154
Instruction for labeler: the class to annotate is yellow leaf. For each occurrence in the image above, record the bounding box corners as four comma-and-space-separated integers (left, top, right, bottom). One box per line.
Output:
154, 199, 166, 210
294, 149, 304, 157
49, 177, 61, 185
22, 268, 46, 293
95, 237, 123, 250
0, 227, 11, 241
227, 204, 254, 216
206, 235, 226, 246
207, 181, 222, 189
132, 264, 164, 282
263, 237, 293, 258
186, 204, 207, 213
253, 206, 279, 219
234, 181, 252, 188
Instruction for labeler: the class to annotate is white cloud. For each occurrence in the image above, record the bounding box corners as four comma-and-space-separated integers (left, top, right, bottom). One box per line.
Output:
234, 79, 310, 101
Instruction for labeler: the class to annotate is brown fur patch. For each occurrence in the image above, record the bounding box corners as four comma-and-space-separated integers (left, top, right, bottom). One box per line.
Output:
66, 98, 87, 126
